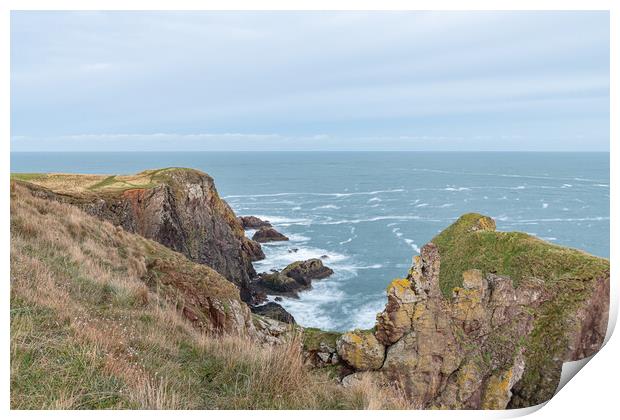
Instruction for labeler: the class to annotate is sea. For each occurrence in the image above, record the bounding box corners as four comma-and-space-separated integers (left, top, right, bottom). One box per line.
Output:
11, 151, 610, 332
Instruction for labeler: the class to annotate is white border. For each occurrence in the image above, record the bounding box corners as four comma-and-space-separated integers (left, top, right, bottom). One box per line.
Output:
2, 2, 617, 419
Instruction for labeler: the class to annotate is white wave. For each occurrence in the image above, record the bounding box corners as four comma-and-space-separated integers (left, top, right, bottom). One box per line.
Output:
415, 203, 429, 208
507, 217, 609, 224
339, 237, 353, 245
224, 188, 405, 199
444, 187, 470, 191
319, 215, 427, 225
404, 239, 421, 253
561, 184, 573, 188
368, 197, 382, 203
287, 233, 311, 242
250, 214, 313, 225
312, 204, 340, 210
277, 283, 348, 330
349, 298, 388, 330
437, 203, 454, 208
253, 246, 349, 272
542, 203, 549, 209
514, 185, 526, 190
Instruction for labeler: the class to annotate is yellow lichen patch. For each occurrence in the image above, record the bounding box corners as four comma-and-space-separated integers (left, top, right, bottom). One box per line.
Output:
387, 278, 412, 294
455, 359, 485, 402
474, 216, 496, 232
481, 367, 515, 409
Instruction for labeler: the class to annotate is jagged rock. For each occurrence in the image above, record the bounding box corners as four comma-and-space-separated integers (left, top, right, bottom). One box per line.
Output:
253, 259, 334, 297
337, 213, 609, 409
241, 237, 265, 262
252, 314, 297, 346
252, 226, 289, 243
251, 302, 296, 324
375, 278, 419, 345
257, 272, 301, 296
238, 215, 272, 229
301, 327, 341, 368
281, 258, 334, 286
336, 330, 385, 371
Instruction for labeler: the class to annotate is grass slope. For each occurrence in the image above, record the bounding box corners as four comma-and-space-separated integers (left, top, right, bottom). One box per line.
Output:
11, 167, 200, 195
11, 182, 407, 409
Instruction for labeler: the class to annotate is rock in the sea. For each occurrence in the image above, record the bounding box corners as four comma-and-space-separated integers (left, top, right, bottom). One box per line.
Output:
238, 215, 272, 229
281, 258, 334, 286
257, 272, 301, 295
253, 259, 334, 297
251, 302, 296, 324
336, 330, 385, 371
252, 226, 289, 243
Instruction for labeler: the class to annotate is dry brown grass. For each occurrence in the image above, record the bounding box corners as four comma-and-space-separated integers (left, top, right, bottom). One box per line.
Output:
10, 183, 406, 410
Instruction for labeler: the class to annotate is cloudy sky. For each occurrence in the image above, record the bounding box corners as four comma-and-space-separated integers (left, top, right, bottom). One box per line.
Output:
11, 11, 609, 151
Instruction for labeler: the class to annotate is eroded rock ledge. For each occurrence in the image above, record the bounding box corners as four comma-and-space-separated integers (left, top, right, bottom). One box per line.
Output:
331, 214, 609, 410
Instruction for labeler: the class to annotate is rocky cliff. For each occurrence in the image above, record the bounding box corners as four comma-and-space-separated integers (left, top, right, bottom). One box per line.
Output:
335, 214, 609, 409
13, 168, 263, 302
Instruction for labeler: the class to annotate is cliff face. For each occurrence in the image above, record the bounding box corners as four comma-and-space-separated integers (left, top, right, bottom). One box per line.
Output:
336, 214, 609, 409
14, 169, 263, 302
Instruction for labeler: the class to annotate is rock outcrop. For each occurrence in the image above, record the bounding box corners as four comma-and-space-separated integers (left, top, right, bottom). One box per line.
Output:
281, 259, 334, 286
302, 328, 342, 368
254, 259, 334, 298
14, 169, 264, 302
252, 227, 289, 243
251, 302, 296, 324
336, 213, 609, 409
238, 215, 272, 229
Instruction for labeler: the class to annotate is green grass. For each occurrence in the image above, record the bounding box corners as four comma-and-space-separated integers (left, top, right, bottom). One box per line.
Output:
431, 213, 608, 298
10, 182, 381, 409
11, 298, 130, 409
11, 173, 48, 182
302, 327, 341, 351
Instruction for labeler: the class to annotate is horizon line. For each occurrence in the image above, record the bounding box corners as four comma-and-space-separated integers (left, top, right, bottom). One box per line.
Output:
10, 150, 611, 153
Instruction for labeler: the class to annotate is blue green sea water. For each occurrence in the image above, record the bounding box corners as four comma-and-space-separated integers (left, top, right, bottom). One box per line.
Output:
11, 151, 610, 331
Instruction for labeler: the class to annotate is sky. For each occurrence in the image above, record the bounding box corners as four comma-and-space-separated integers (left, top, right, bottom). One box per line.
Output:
10, 11, 610, 152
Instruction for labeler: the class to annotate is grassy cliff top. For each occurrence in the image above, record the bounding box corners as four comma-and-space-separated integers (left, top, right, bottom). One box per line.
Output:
11, 182, 389, 409
432, 213, 609, 298
11, 168, 209, 195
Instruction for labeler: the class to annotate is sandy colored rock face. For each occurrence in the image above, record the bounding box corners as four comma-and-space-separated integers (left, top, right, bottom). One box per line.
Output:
336, 330, 385, 371
375, 278, 418, 345
336, 213, 609, 410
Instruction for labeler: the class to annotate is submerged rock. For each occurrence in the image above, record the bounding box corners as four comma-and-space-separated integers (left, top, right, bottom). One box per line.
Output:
252, 226, 289, 243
